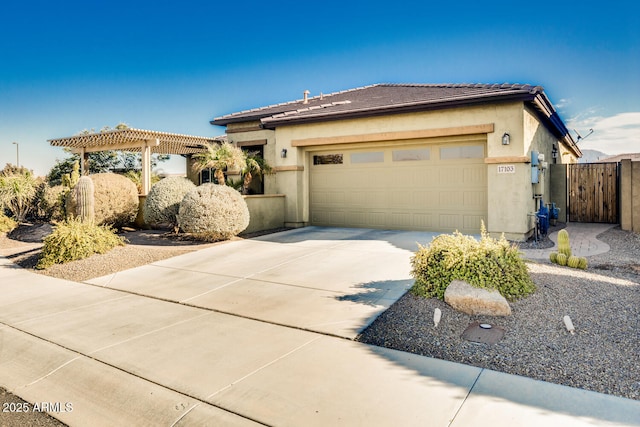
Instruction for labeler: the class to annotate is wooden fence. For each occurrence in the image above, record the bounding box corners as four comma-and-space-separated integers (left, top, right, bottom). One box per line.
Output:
568, 163, 619, 223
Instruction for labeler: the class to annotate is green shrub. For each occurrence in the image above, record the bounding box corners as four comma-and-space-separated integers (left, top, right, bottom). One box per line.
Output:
143, 177, 196, 228
36, 218, 125, 269
0, 212, 17, 233
177, 183, 249, 240
67, 173, 139, 227
410, 225, 535, 301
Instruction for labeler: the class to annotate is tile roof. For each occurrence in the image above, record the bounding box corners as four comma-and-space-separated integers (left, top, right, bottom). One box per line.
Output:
211, 83, 545, 127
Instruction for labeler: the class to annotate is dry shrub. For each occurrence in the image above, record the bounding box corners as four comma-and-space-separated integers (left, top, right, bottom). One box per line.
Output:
143, 177, 196, 228
67, 173, 139, 227
177, 183, 249, 240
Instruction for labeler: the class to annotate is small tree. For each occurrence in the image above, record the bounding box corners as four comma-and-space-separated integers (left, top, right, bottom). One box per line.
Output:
191, 142, 246, 186
241, 151, 272, 195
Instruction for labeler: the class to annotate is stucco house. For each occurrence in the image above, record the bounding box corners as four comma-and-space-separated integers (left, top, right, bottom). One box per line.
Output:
209, 83, 581, 240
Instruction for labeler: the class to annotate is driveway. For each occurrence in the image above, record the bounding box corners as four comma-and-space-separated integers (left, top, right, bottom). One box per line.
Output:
88, 226, 439, 338
2, 226, 637, 426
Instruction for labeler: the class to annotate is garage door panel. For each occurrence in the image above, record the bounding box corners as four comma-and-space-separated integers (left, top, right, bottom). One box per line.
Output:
439, 214, 463, 230
413, 213, 436, 229
310, 141, 487, 233
464, 192, 486, 209
464, 215, 485, 230
439, 191, 464, 207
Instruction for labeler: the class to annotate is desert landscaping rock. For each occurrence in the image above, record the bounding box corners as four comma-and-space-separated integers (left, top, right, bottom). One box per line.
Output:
444, 280, 512, 316
360, 226, 640, 401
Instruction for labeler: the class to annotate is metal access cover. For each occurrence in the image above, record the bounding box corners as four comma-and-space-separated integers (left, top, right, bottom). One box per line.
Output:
462, 322, 505, 345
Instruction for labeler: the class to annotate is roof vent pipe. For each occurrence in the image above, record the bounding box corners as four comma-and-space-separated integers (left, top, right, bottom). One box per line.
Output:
303, 90, 310, 104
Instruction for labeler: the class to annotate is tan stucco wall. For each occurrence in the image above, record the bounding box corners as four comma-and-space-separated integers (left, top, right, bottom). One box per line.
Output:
224, 102, 569, 239
243, 194, 286, 234
620, 159, 640, 232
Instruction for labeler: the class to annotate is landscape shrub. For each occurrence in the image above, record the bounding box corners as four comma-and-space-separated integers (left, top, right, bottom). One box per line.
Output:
0, 171, 38, 222
0, 212, 17, 233
35, 184, 67, 221
67, 173, 139, 227
143, 177, 196, 228
36, 218, 125, 269
177, 183, 249, 240
410, 225, 535, 301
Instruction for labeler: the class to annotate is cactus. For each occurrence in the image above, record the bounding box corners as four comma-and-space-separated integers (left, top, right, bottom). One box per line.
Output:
567, 256, 580, 268
578, 257, 588, 270
556, 253, 568, 266
550, 252, 558, 264
557, 229, 572, 257
75, 176, 95, 223
70, 161, 80, 187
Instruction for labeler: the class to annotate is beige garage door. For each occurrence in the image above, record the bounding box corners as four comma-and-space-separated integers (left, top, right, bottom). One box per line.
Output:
309, 138, 487, 234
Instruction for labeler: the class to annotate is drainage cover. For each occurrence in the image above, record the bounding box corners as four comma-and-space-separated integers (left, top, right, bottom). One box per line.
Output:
462, 322, 505, 345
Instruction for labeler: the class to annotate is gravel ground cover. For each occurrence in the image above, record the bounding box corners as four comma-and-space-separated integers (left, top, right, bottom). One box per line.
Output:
358, 226, 640, 401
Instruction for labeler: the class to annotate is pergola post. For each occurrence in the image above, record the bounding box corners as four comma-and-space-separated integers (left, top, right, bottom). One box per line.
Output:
80, 147, 89, 175
141, 139, 157, 195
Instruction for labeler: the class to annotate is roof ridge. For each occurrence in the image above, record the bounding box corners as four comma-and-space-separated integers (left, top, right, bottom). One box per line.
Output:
378, 82, 543, 91
214, 84, 381, 121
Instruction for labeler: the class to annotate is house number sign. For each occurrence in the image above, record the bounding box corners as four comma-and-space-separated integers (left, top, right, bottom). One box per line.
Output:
497, 165, 516, 174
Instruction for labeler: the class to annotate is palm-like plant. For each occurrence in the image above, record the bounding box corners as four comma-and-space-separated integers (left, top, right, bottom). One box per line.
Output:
241, 151, 273, 195
191, 142, 247, 186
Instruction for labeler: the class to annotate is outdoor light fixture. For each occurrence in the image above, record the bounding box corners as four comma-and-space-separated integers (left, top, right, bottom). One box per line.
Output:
501, 133, 510, 145
281, 148, 287, 158
552, 144, 558, 159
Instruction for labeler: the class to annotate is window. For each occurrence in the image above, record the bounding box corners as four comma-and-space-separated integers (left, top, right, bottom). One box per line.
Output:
440, 145, 484, 160
392, 148, 430, 161
313, 154, 343, 165
350, 151, 384, 163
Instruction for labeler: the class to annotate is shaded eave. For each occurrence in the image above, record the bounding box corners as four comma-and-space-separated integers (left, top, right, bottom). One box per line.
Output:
49, 128, 225, 155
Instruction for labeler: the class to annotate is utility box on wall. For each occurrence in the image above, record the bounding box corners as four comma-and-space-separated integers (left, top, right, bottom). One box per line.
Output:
531, 151, 540, 184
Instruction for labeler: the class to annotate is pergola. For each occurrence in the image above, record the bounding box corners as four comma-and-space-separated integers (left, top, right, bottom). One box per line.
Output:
49, 128, 223, 195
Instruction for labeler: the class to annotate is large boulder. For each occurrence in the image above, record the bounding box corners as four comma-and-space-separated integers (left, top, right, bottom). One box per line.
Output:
444, 280, 511, 316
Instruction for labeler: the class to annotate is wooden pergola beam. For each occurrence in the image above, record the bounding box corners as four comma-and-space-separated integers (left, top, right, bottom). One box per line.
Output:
49, 128, 226, 195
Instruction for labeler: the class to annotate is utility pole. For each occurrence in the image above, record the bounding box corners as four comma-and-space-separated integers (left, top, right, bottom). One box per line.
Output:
12, 142, 19, 167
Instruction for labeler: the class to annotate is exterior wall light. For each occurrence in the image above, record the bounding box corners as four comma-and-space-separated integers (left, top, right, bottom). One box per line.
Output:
501, 133, 510, 145
281, 148, 287, 158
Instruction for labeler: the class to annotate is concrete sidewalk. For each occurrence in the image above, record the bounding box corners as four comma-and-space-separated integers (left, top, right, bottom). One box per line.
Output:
1, 227, 639, 426
520, 222, 616, 262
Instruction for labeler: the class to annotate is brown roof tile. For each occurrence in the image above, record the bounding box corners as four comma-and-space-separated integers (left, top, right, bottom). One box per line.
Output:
211, 83, 544, 127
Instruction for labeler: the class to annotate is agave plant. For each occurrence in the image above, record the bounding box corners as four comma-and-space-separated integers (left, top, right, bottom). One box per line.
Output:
191, 142, 247, 186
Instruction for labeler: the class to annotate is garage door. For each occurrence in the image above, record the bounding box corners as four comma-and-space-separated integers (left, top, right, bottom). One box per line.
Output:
309, 138, 487, 234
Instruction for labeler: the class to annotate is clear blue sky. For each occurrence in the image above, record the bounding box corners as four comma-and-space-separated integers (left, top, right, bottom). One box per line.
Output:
1, 0, 639, 175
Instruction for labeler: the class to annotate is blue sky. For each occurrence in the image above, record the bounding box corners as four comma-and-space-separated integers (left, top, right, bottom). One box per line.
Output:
1, 1, 639, 175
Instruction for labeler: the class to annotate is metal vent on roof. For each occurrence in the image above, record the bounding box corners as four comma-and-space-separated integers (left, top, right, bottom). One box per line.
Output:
462, 322, 505, 345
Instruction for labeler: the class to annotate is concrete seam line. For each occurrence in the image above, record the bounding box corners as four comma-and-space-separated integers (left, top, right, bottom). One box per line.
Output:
1, 321, 270, 426
206, 336, 323, 400
447, 368, 483, 427
169, 403, 200, 427
12, 294, 134, 326
20, 356, 83, 388
181, 244, 350, 303
88, 311, 211, 354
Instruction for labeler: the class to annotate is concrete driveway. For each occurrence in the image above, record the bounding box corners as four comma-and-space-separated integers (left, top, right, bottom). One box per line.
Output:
2, 226, 638, 426
88, 226, 438, 339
